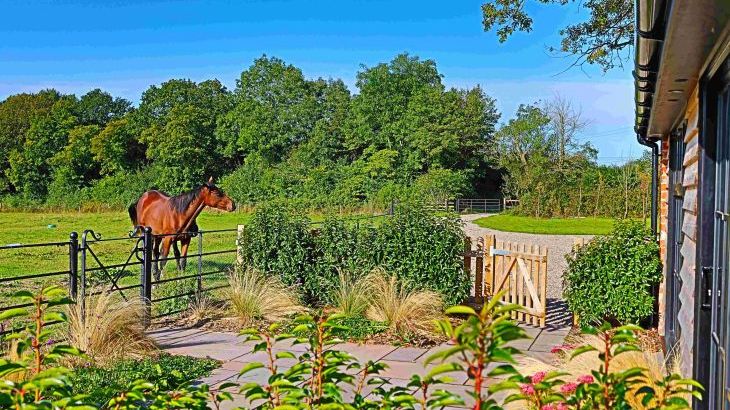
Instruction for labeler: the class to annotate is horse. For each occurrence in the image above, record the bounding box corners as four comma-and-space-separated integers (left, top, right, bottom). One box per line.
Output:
128, 177, 235, 279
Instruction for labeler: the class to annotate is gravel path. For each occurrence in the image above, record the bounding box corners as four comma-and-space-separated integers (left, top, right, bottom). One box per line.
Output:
460, 214, 593, 300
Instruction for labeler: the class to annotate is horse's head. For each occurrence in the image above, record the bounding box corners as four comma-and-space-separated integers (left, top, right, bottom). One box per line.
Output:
201, 177, 236, 212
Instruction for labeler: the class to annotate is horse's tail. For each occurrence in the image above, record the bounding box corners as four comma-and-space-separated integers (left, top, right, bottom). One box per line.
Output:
128, 202, 140, 235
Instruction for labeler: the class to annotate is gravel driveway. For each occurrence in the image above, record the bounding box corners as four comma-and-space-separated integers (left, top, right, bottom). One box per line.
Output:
460, 214, 593, 300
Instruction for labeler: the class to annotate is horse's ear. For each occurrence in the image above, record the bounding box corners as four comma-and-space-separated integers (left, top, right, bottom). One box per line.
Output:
207, 176, 214, 186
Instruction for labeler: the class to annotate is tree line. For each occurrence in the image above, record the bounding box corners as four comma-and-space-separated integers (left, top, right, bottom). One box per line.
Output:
0, 53, 649, 217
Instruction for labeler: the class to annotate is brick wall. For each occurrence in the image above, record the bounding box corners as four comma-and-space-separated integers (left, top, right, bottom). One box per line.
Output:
658, 134, 670, 334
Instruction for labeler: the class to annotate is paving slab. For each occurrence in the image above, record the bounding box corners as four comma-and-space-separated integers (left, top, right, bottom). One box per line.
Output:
382, 346, 428, 362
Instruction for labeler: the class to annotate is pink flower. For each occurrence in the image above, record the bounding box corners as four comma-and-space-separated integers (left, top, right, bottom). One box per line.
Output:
540, 405, 556, 410
520, 384, 536, 395
556, 403, 569, 410
560, 382, 578, 394
577, 374, 594, 384
531, 371, 547, 384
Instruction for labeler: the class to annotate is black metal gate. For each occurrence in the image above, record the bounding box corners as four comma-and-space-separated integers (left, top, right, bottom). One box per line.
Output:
0, 225, 239, 333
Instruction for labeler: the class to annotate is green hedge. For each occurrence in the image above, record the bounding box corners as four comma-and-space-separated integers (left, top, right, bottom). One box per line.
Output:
563, 220, 661, 325
238, 204, 469, 306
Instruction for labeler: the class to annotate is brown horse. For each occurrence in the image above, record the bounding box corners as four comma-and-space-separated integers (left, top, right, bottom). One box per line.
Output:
128, 177, 235, 279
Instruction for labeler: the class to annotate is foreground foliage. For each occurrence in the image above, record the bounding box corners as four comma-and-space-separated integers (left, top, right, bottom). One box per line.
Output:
0, 287, 701, 409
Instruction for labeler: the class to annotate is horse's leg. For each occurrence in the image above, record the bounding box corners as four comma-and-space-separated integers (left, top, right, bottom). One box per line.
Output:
172, 240, 182, 271
153, 237, 162, 281
159, 237, 173, 276
179, 237, 191, 271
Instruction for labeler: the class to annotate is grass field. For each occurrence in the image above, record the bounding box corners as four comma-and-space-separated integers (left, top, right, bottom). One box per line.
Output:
472, 214, 633, 235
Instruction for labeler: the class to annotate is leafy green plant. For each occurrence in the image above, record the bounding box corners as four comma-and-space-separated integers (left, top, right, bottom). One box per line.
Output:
0, 286, 88, 408
238, 203, 313, 288
511, 323, 701, 410
370, 205, 468, 306
563, 220, 661, 325
70, 353, 219, 406
239, 203, 469, 307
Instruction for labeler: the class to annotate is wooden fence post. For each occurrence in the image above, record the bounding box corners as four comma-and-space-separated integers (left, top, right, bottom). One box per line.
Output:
464, 237, 472, 301
475, 238, 484, 304
236, 225, 245, 266
483, 234, 495, 297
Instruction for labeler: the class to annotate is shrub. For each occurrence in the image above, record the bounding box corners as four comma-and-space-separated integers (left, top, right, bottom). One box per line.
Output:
239, 203, 470, 307
371, 205, 468, 306
238, 203, 313, 287
227, 267, 303, 325
563, 220, 662, 325
307, 217, 368, 304
66, 290, 156, 366
365, 268, 444, 338
69, 353, 219, 406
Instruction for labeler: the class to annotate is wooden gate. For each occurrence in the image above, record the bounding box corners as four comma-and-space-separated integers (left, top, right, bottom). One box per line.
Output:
467, 235, 548, 327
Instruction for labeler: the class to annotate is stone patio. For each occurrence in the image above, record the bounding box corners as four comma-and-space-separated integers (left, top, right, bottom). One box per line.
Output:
149, 322, 569, 408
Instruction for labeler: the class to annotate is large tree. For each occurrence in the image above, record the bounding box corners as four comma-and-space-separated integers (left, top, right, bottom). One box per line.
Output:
481, 0, 634, 71
217, 56, 319, 165
0, 89, 62, 192
137, 79, 231, 192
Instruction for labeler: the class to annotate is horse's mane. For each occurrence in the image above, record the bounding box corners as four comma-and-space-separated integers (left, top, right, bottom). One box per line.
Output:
168, 186, 203, 214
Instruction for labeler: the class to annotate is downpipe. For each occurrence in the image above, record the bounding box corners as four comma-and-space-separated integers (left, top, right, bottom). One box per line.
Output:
637, 134, 659, 237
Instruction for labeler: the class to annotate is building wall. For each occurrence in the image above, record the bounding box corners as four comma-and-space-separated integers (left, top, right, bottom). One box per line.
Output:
658, 134, 670, 334
677, 87, 700, 378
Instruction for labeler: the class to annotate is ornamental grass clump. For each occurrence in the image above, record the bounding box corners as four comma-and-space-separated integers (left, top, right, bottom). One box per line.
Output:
332, 270, 371, 317
227, 266, 303, 325
364, 268, 444, 338
66, 289, 156, 366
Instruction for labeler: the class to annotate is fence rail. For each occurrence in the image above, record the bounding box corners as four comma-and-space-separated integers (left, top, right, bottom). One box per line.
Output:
428, 198, 520, 213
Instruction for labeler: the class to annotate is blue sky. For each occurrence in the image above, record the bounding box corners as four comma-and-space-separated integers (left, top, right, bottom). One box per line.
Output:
0, 0, 643, 163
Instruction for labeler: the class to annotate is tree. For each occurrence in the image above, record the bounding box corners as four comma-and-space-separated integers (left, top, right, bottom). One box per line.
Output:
481, 0, 633, 71
543, 94, 590, 168
217, 56, 319, 164
346, 53, 443, 155
91, 117, 143, 175
7, 96, 78, 199
135, 78, 231, 191
0, 89, 61, 192
75, 89, 131, 126
47, 125, 101, 204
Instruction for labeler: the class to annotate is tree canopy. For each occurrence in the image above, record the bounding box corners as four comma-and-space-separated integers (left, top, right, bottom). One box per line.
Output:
481, 0, 634, 71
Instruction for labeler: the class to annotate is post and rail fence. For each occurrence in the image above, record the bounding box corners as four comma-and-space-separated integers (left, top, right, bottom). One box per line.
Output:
427, 198, 519, 213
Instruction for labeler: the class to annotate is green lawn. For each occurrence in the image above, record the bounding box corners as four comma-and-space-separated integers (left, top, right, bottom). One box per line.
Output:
472, 214, 627, 235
